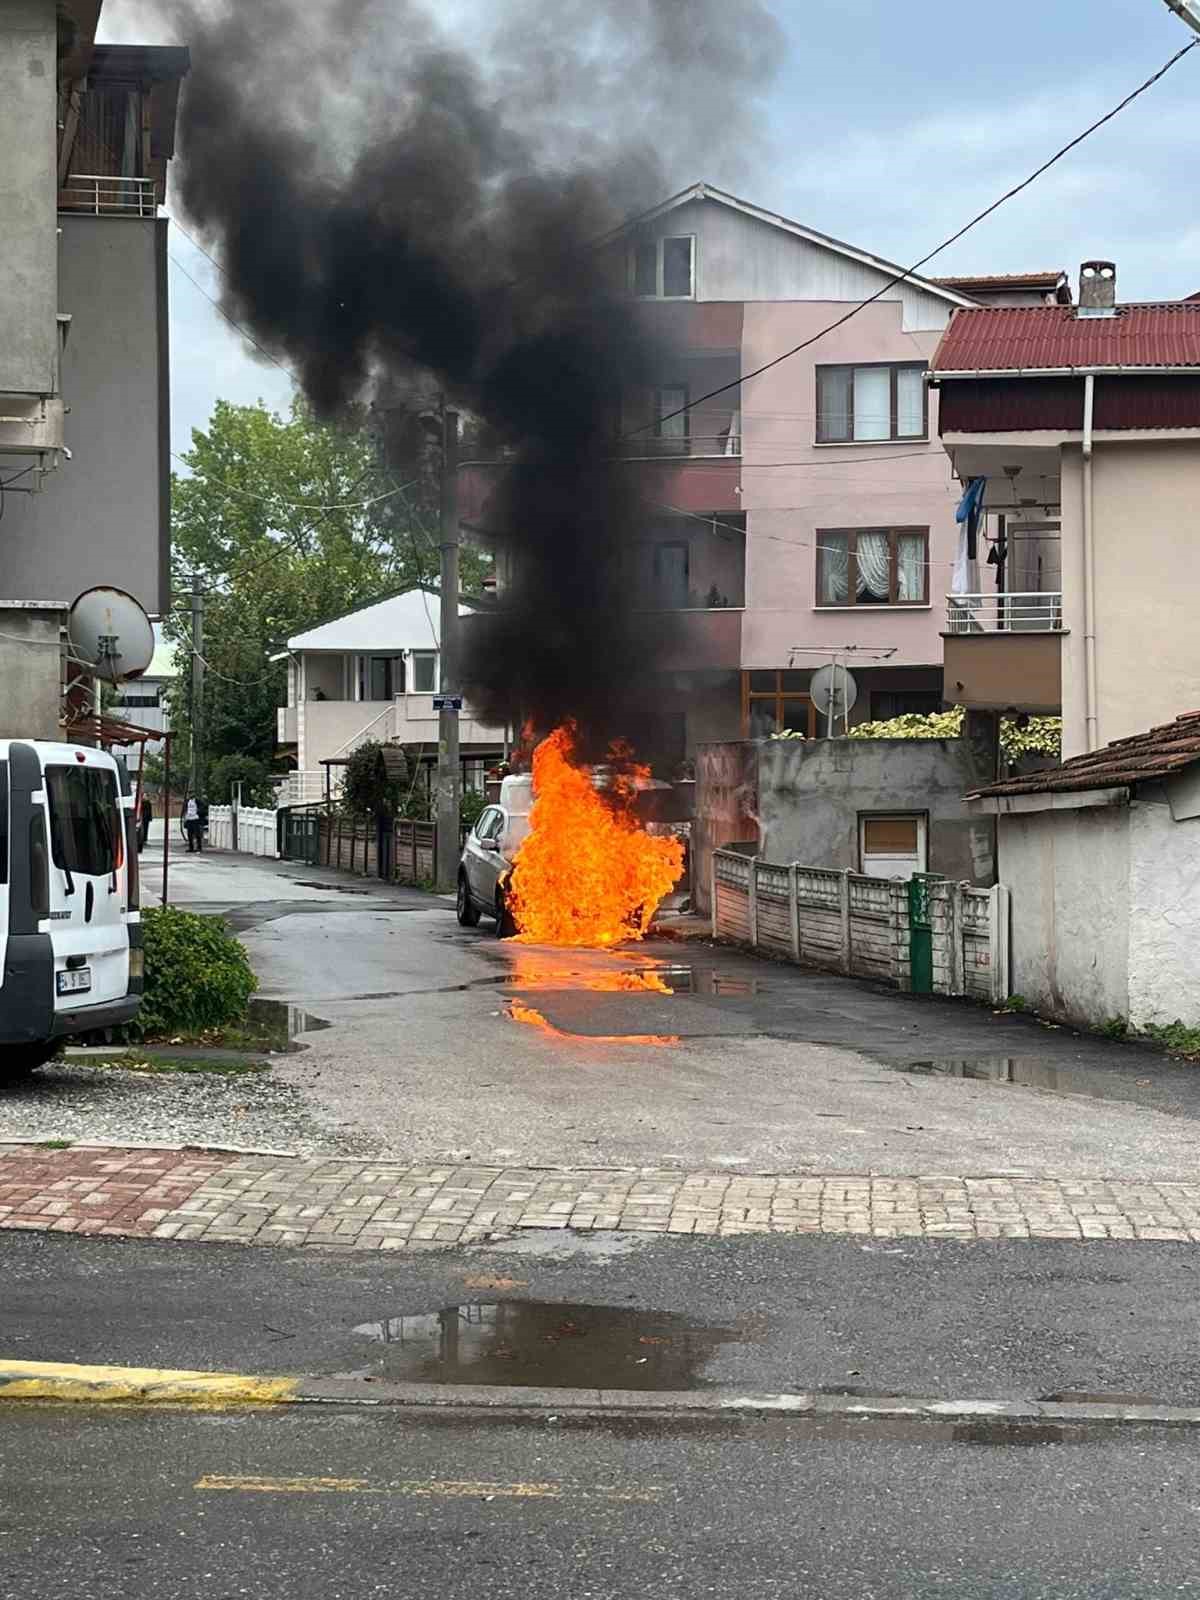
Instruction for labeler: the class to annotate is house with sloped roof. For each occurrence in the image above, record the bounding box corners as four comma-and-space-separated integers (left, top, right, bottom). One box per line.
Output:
968, 711, 1200, 1032
275, 588, 507, 805
930, 261, 1200, 761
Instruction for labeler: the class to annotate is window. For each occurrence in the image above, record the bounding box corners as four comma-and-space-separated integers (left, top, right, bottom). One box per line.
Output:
742, 671, 816, 738
870, 689, 944, 720
45, 766, 122, 879
475, 806, 504, 842
117, 693, 160, 709
816, 362, 927, 443
859, 813, 927, 880
629, 235, 695, 299
654, 386, 689, 449
653, 541, 690, 609
817, 528, 928, 607
367, 656, 403, 700
411, 651, 438, 694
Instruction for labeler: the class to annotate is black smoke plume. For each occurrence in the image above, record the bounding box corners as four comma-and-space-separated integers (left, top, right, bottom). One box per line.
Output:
173, 0, 781, 761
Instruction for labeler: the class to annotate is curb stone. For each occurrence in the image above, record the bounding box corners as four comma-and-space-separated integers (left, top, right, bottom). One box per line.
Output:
3, 1360, 1199, 1432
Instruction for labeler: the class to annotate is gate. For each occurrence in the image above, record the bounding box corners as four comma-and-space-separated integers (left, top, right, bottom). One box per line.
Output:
280, 806, 322, 866
907, 873, 941, 995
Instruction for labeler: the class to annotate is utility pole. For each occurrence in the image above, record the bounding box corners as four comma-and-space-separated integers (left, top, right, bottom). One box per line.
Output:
435, 409, 460, 893
189, 577, 205, 800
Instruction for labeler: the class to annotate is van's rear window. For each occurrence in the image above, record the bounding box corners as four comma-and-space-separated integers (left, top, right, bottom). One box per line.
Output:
45, 766, 121, 878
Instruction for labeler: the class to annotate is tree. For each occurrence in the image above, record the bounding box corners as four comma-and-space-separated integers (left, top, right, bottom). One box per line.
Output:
166, 397, 490, 791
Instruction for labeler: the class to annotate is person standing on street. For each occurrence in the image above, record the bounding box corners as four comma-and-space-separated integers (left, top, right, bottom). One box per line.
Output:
184, 795, 203, 853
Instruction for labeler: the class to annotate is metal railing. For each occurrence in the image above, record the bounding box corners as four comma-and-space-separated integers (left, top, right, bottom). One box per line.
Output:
59, 175, 157, 217
946, 592, 1064, 634
613, 429, 741, 461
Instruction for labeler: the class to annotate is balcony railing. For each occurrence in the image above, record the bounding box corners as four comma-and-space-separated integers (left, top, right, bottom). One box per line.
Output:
946, 592, 1064, 634
59, 175, 157, 217
613, 429, 741, 461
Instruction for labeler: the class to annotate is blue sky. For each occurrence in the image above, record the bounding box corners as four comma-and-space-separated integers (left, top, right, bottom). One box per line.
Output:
101, 0, 1200, 456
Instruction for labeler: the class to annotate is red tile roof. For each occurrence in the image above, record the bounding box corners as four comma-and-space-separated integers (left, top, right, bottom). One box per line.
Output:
932, 303, 1200, 374
969, 712, 1200, 800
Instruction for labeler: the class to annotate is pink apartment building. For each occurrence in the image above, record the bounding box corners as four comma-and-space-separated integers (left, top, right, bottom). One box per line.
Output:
459, 184, 1068, 766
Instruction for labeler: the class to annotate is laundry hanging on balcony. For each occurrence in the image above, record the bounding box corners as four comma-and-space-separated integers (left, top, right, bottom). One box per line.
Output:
951, 476, 987, 597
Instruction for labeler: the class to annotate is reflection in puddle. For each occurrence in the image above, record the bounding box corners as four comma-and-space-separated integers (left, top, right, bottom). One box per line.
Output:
352, 1299, 742, 1390
892, 1057, 1140, 1105
246, 997, 331, 1043
501, 962, 762, 998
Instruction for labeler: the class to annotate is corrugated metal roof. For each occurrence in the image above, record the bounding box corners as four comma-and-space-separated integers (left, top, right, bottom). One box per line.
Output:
970, 712, 1200, 799
932, 303, 1200, 373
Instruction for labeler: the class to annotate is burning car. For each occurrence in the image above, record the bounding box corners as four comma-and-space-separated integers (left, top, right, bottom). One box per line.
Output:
457, 727, 685, 946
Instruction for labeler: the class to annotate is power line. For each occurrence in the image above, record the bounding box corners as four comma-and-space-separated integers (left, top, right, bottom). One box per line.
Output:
624, 37, 1200, 441
171, 454, 416, 512
168, 251, 299, 382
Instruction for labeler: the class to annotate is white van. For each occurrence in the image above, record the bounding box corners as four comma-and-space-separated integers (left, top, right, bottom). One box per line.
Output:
1, 740, 142, 1077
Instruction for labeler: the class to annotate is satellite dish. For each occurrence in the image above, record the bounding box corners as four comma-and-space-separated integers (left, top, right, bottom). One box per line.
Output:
810, 663, 859, 723
68, 587, 155, 684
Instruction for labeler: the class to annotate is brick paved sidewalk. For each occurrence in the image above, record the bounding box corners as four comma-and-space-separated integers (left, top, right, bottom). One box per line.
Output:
4, 1143, 1200, 1249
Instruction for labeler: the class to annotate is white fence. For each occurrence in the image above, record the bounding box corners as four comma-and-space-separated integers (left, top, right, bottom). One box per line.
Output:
711, 850, 1010, 1004
206, 805, 278, 859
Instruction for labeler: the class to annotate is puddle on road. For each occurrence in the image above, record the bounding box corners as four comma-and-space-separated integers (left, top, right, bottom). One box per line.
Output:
891, 1056, 1149, 1106
339, 964, 763, 1005
350, 1299, 742, 1390
246, 997, 332, 1045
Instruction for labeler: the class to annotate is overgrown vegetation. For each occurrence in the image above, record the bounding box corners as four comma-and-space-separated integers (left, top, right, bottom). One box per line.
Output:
1142, 1020, 1200, 1059
128, 907, 257, 1040
207, 753, 277, 807
845, 707, 1062, 762
91, 1054, 269, 1076
341, 740, 408, 817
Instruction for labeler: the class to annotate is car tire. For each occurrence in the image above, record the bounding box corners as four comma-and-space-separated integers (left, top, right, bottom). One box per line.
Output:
456, 872, 480, 927
494, 886, 517, 939
1, 1041, 60, 1082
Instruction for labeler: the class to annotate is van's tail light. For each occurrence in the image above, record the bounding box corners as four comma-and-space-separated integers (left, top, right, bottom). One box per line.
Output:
28, 814, 48, 919
124, 810, 139, 910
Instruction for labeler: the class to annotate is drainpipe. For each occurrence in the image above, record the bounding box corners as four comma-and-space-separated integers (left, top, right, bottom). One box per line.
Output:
1082, 373, 1099, 752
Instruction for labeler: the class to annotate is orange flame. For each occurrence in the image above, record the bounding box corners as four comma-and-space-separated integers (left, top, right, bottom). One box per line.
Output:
508, 725, 684, 948
506, 1000, 678, 1047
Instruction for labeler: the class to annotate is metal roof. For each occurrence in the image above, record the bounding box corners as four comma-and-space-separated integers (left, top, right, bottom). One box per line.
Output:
932, 303, 1200, 374
969, 711, 1200, 800
931, 271, 1067, 289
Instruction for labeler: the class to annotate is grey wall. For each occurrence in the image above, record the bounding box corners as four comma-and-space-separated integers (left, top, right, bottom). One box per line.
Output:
0, 606, 65, 739
0, 215, 169, 613
0, 0, 57, 395
695, 729, 997, 898
999, 804, 1132, 1029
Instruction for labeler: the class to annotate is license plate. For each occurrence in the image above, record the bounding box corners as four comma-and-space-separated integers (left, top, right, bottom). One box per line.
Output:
56, 967, 92, 997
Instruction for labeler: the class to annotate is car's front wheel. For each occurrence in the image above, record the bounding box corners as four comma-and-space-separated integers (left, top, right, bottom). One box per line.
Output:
456, 872, 480, 927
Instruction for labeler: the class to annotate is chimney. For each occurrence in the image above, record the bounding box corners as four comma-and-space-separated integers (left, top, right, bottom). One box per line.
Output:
1078, 260, 1117, 318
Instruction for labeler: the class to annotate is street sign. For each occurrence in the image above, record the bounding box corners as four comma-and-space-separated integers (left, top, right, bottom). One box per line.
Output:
433, 694, 463, 712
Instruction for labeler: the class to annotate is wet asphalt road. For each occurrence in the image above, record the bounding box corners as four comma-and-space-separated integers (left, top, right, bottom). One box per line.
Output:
4, 1402, 1200, 1599
6, 1226, 1200, 1406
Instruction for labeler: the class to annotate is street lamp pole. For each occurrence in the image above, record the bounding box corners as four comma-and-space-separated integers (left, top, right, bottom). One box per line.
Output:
1163, 0, 1200, 33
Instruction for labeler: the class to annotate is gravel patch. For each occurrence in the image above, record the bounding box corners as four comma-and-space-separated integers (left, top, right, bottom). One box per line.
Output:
0, 1062, 380, 1156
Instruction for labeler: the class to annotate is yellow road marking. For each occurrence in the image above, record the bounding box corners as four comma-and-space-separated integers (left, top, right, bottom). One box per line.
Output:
196, 1474, 661, 1503
0, 1359, 296, 1407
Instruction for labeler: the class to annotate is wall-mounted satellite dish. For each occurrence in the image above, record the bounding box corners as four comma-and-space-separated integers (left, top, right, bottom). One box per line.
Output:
810, 663, 859, 726
68, 587, 155, 684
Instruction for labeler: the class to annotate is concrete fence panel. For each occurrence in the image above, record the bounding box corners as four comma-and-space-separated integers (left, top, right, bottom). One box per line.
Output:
711, 849, 1011, 1003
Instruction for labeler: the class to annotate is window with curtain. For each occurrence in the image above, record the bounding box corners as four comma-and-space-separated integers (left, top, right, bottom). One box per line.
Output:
816, 528, 929, 606
815, 363, 928, 442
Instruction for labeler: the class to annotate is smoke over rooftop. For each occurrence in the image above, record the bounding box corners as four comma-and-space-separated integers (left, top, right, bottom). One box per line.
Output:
173, 0, 782, 757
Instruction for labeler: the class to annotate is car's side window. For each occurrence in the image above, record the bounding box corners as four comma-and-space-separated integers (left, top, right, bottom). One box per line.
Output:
475, 808, 503, 842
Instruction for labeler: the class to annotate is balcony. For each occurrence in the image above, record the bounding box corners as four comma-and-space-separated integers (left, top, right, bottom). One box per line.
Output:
59, 175, 158, 218
942, 592, 1064, 714
634, 607, 744, 673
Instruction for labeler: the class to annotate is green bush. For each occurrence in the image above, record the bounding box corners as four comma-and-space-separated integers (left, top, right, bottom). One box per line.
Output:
461, 788, 487, 830
207, 753, 277, 807
342, 740, 407, 818
131, 906, 258, 1038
